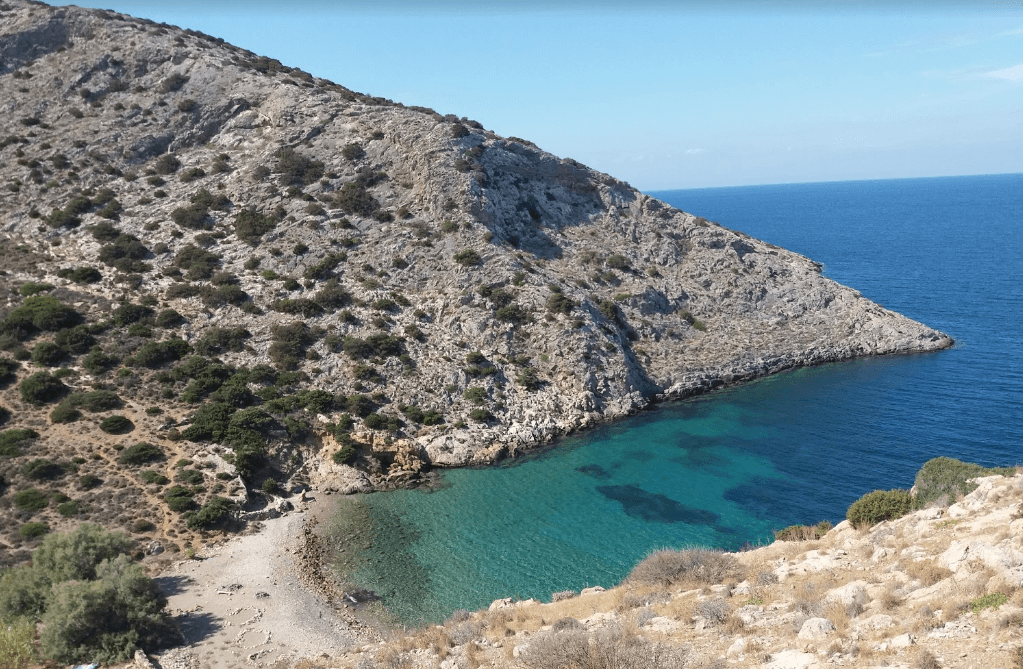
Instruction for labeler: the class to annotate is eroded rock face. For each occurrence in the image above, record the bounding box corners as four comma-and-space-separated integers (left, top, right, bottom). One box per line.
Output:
0, 0, 952, 488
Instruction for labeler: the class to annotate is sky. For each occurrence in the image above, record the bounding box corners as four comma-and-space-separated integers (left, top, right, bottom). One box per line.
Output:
52, 1, 1023, 190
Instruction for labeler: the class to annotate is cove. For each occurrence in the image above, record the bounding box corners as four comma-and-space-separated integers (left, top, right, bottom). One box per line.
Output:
329, 174, 1023, 627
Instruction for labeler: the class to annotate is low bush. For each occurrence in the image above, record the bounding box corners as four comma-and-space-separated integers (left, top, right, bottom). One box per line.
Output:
31, 341, 65, 367
233, 208, 279, 245
913, 457, 1017, 508
463, 386, 487, 404
79, 474, 101, 490
187, 496, 232, 530
19, 372, 68, 404
547, 292, 574, 314
174, 244, 221, 280
453, 249, 481, 266
99, 415, 134, 434
50, 402, 81, 424
54, 325, 95, 354
14, 488, 49, 511
0, 357, 20, 383
21, 458, 65, 480
626, 548, 739, 587
0, 616, 36, 669
469, 408, 492, 422
2, 296, 82, 340
57, 500, 80, 517
165, 486, 195, 512
332, 440, 356, 465
518, 624, 689, 669
275, 147, 324, 186
517, 368, 543, 391
363, 412, 400, 431
151, 311, 183, 331
131, 339, 191, 368
846, 489, 914, 529
0, 428, 38, 456
19, 522, 49, 539
119, 442, 163, 466
140, 470, 169, 485
775, 520, 833, 542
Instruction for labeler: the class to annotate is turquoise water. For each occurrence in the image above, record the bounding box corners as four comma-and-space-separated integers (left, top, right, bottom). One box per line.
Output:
336, 174, 1023, 626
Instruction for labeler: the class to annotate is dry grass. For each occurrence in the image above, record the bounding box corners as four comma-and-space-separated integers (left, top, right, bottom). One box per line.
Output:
904, 559, 953, 586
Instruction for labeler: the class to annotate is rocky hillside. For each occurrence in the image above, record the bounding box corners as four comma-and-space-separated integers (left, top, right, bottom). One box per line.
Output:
0, 0, 951, 561
315, 469, 1023, 669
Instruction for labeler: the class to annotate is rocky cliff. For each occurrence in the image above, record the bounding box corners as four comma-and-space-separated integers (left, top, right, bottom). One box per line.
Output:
0, 1, 951, 556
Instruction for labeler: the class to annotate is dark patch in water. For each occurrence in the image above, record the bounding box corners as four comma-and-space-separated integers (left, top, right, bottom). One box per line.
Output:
596, 484, 719, 525
723, 476, 802, 521
576, 464, 611, 479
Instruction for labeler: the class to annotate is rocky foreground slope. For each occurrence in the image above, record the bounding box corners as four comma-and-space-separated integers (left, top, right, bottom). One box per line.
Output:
0, 0, 950, 561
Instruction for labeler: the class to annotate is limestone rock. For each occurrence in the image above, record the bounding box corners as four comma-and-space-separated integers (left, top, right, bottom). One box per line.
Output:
797, 617, 835, 640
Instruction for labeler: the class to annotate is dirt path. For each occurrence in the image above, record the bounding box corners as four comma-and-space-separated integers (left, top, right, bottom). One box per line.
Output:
152, 491, 381, 669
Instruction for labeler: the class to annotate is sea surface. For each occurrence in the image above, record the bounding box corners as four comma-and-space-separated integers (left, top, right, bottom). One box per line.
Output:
331, 173, 1023, 626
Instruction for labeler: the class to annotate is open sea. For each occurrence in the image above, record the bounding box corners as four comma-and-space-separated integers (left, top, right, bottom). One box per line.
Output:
331, 173, 1023, 626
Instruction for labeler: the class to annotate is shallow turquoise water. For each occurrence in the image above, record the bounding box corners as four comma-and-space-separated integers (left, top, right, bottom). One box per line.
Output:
337, 174, 1023, 626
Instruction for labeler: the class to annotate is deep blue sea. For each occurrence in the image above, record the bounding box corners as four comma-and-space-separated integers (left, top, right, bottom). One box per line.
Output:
333, 174, 1023, 625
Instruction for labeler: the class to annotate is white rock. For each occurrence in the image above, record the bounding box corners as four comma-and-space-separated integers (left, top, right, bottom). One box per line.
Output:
579, 586, 606, 596
726, 637, 747, 658
824, 580, 867, 608
797, 617, 835, 640
488, 597, 513, 611
765, 649, 821, 669
891, 632, 914, 648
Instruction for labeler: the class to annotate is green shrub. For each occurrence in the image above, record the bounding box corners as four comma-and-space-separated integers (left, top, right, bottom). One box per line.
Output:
913, 457, 1017, 508
275, 147, 324, 186
82, 347, 119, 374
140, 470, 169, 485
19, 522, 49, 539
186, 496, 232, 530
170, 203, 210, 229
0, 616, 36, 669
40, 554, 171, 664
21, 458, 65, 480
194, 327, 250, 356
969, 592, 1008, 613
14, 488, 48, 511
19, 282, 53, 296
173, 244, 221, 280
54, 325, 95, 354
846, 489, 913, 529
0, 428, 38, 456
154, 152, 181, 173
332, 441, 356, 465
333, 180, 378, 216
57, 500, 80, 517
97, 234, 149, 273
363, 412, 400, 431
304, 253, 345, 281
606, 254, 630, 270
0, 356, 20, 383
79, 474, 101, 490
269, 322, 316, 370
30, 341, 64, 367
453, 249, 481, 266
181, 402, 234, 442
155, 309, 185, 328
176, 469, 204, 485
165, 486, 195, 512
270, 298, 324, 317
494, 304, 529, 323
2, 295, 81, 340
50, 402, 82, 424
517, 368, 543, 391
547, 292, 574, 314
119, 442, 163, 465
774, 520, 833, 542
463, 386, 487, 404
233, 208, 279, 245
469, 408, 492, 422
131, 339, 191, 368
99, 415, 133, 434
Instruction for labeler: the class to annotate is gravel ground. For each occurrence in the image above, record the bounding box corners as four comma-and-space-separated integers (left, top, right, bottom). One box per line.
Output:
151, 492, 379, 669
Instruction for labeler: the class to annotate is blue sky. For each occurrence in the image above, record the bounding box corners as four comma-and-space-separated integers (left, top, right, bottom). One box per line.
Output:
55, 1, 1023, 189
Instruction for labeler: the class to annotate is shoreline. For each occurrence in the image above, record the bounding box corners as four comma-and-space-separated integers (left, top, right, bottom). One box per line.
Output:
152, 490, 386, 669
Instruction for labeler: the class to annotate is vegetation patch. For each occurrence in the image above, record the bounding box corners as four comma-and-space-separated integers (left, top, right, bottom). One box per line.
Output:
846, 489, 913, 529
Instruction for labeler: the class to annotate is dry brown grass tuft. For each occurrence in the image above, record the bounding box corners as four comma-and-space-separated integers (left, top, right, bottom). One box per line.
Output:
824, 600, 851, 636
626, 548, 739, 588
904, 559, 953, 587
915, 649, 942, 669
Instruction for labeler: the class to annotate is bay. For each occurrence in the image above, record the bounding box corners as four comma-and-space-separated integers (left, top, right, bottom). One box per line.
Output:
333, 173, 1023, 626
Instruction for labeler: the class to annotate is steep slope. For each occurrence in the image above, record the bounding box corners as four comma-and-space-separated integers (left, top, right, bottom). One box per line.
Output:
0, 0, 951, 560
